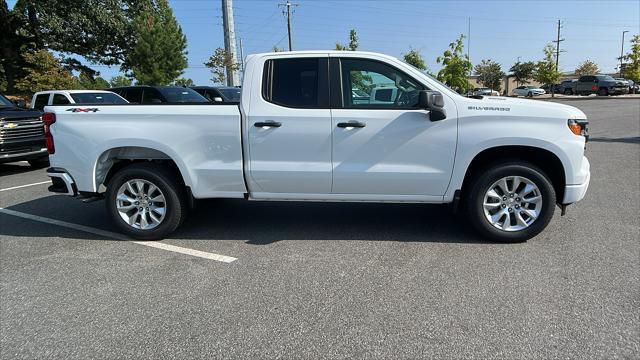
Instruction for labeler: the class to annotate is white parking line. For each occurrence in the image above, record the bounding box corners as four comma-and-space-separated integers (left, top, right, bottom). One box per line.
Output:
0, 208, 237, 263
0, 181, 51, 192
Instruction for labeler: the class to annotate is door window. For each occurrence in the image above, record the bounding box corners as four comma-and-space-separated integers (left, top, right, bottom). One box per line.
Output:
263, 58, 328, 108
33, 94, 49, 110
52, 94, 71, 105
142, 88, 163, 103
340, 59, 424, 109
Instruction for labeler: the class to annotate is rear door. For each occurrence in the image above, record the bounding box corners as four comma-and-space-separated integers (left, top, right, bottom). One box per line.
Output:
245, 56, 332, 195
329, 57, 457, 197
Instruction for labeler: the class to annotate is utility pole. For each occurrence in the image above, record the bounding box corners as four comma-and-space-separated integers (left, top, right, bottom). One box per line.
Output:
552, 19, 565, 73
620, 30, 629, 77
221, 0, 240, 86
239, 38, 245, 71
467, 17, 471, 61
551, 19, 565, 97
279, 1, 298, 51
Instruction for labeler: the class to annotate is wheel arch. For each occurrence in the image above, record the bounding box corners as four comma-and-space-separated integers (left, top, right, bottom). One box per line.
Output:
94, 146, 191, 193
459, 145, 566, 204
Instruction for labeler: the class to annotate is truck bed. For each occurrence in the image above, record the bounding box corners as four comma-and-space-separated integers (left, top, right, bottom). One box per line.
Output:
47, 104, 247, 198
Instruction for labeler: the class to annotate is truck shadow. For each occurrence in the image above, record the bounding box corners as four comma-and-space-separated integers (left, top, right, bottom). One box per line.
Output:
1, 196, 490, 245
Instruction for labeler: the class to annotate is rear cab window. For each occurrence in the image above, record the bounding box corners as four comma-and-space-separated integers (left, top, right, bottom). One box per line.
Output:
70, 93, 128, 104
262, 57, 329, 108
33, 94, 50, 110
52, 94, 71, 105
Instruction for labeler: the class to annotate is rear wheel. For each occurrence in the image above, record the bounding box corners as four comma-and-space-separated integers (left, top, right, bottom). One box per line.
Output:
106, 163, 186, 240
564, 89, 573, 95
465, 162, 556, 242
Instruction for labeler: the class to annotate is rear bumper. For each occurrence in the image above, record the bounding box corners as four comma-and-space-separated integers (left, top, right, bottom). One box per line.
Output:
563, 156, 590, 204
46, 168, 77, 196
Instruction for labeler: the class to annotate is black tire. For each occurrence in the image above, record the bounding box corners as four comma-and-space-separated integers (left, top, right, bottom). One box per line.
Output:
564, 89, 573, 95
106, 162, 187, 240
597, 87, 608, 96
526, 91, 533, 98
28, 157, 50, 168
464, 161, 556, 242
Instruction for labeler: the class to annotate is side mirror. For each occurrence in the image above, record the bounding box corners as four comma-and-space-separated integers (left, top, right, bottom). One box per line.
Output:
151, 98, 162, 103
12, 99, 26, 108
418, 90, 446, 121
213, 97, 223, 102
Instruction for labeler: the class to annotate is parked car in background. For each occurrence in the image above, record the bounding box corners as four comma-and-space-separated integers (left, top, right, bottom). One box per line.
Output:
615, 78, 637, 94
0, 93, 48, 167
558, 80, 577, 95
575, 75, 628, 96
110, 86, 209, 104
471, 87, 500, 96
31, 90, 128, 110
191, 86, 241, 103
511, 86, 545, 97
541, 83, 560, 94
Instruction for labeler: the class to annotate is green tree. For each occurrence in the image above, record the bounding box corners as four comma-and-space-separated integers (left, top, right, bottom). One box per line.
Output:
2, 0, 138, 92
436, 34, 472, 93
77, 71, 109, 89
474, 59, 505, 92
335, 29, 358, 51
16, 50, 77, 93
403, 48, 427, 70
574, 60, 600, 77
174, 78, 194, 87
534, 43, 562, 97
509, 61, 536, 86
127, 0, 188, 85
623, 35, 640, 82
204, 47, 240, 85
110, 75, 132, 87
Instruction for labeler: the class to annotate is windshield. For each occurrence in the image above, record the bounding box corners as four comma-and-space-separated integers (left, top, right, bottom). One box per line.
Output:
0, 94, 14, 107
218, 88, 242, 102
158, 87, 209, 102
596, 75, 615, 81
70, 93, 128, 104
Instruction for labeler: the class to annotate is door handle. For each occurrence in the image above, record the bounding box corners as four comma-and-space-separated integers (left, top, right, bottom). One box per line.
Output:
254, 121, 282, 128
337, 121, 366, 128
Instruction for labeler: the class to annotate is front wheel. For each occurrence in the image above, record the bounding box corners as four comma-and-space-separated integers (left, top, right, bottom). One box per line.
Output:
106, 163, 187, 240
597, 88, 608, 96
465, 162, 556, 242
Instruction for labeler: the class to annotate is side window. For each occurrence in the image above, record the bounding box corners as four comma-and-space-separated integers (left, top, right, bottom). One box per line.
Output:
125, 88, 143, 103
33, 94, 49, 110
340, 58, 424, 109
142, 88, 163, 103
52, 94, 71, 105
263, 58, 328, 108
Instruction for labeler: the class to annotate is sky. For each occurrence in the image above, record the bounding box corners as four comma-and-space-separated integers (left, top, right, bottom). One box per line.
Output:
7, 0, 640, 85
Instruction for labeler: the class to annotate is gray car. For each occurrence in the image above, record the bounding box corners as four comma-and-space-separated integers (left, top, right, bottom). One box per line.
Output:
575, 75, 629, 96
558, 80, 577, 95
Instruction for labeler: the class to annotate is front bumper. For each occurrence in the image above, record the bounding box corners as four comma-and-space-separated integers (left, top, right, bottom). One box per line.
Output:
563, 156, 590, 204
46, 168, 77, 196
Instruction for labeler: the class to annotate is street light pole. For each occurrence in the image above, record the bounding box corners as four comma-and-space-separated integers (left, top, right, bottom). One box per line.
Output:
620, 30, 629, 77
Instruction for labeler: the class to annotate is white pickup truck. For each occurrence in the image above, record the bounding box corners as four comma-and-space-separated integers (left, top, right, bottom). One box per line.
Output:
43, 51, 590, 242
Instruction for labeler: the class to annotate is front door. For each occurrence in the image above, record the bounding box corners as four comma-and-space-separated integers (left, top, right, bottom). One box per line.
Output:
246, 56, 332, 195
330, 57, 457, 197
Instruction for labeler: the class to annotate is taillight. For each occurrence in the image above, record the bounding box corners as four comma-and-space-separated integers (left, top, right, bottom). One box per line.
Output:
568, 119, 589, 141
42, 112, 56, 154
591, 85, 598, 91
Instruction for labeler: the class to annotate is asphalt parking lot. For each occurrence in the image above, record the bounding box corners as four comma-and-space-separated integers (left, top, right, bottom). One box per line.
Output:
1, 99, 638, 359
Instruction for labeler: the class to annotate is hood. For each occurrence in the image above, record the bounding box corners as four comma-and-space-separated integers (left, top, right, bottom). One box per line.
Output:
0, 107, 42, 121
464, 96, 587, 120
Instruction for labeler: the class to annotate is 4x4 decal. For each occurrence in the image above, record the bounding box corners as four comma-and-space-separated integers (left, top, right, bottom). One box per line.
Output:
66, 108, 100, 113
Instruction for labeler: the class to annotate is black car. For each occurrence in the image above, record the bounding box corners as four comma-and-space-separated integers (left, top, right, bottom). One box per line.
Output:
0, 94, 49, 167
191, 86, 242, 103
109, 86, 209, 104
